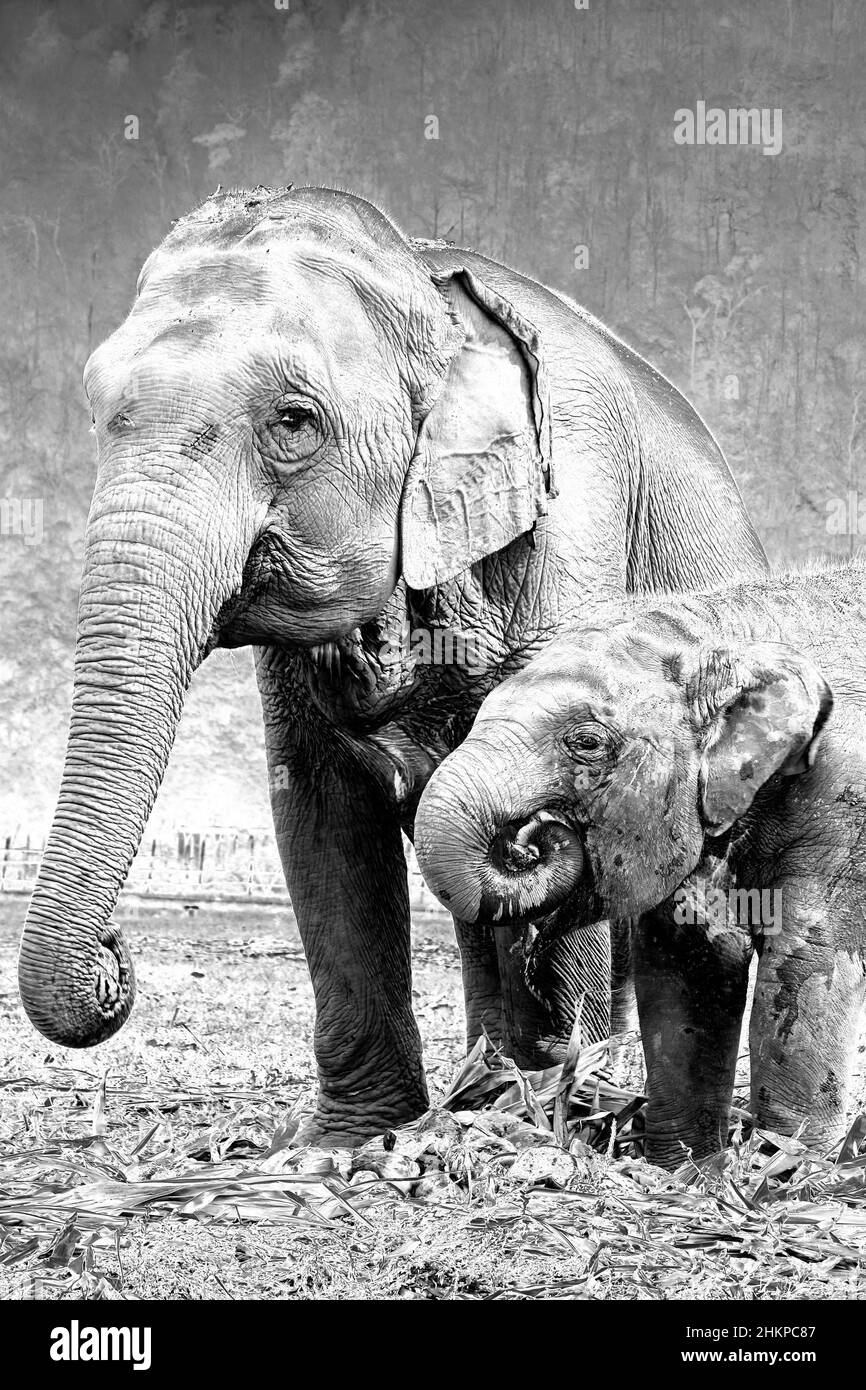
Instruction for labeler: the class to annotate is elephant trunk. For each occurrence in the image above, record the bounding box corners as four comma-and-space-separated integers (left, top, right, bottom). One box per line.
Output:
414, 732, 584, 924
19, 477, 241, 1047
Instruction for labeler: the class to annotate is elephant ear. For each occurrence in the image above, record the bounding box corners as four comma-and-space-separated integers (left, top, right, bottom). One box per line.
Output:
681, 642, 833, 837
400, 268, 554, 591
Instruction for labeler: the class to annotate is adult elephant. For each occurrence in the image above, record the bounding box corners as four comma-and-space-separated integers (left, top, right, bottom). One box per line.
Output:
19, 186, 767, 1143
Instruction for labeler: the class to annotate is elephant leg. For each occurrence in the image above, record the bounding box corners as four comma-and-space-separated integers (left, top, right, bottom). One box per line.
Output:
452, 917, 505, 1053
633, 911, 753, 1168
749, 881, 866, 1147
258, 682, 427, 1144
275, 773, 427, 1142
499, 916, 613, 1067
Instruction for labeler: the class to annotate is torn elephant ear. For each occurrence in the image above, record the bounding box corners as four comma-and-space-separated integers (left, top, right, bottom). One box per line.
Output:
399, 267, 555, 591
683, 641, 834, 837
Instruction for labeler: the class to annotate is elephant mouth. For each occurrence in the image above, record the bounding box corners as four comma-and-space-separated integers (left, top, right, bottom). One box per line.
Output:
302, 579, 421, 727
476, 808, 591, 926
212, 533, 298, 647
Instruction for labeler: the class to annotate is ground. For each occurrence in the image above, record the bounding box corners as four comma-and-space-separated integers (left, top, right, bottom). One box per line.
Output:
1, 896, 864, 1301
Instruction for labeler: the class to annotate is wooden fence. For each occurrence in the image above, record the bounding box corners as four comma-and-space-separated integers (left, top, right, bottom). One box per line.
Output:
0, 827, 439, 908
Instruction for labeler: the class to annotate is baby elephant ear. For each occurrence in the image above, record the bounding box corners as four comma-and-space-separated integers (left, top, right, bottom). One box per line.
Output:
684, 643, 834, 837
400, 268, 554, 591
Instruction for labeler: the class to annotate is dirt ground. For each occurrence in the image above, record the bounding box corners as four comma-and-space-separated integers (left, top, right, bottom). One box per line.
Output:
0, 892, 468, 1101
1, 895, 864, 1301
0, 895, 491, 1299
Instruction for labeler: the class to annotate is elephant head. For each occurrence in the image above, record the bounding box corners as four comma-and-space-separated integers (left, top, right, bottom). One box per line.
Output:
19, 187, 554, 1047
415, 616, 833, 931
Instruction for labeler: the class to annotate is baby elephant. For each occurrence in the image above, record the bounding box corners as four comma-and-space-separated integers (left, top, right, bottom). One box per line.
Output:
415, 563, 866, 1167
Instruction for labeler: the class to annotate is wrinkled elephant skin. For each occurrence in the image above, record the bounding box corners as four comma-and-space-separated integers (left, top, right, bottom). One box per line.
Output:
416, 566, 866, 1165
20, 187, 767, 1143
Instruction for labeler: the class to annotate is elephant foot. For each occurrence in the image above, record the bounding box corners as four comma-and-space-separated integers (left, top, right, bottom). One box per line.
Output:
644, 1110, 734, 1171
508, 1034, 570, 1070
292, 1098, 428, 1151
291, 1117, 371, 1151
750, 1103, 846, 1154
293, 1128, 394, 1151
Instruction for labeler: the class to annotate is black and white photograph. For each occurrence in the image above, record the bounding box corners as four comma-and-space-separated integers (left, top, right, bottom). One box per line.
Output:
0, 0, 864, 1334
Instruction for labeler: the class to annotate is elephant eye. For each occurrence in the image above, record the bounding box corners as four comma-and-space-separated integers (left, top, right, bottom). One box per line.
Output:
563, 724, 613, 757
268, 400, 322, 460
276, 405, 315, 432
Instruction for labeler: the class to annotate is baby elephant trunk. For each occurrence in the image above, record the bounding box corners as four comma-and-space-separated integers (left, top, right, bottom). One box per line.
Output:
484, 812, 584, 921
415, 742, 584, 923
